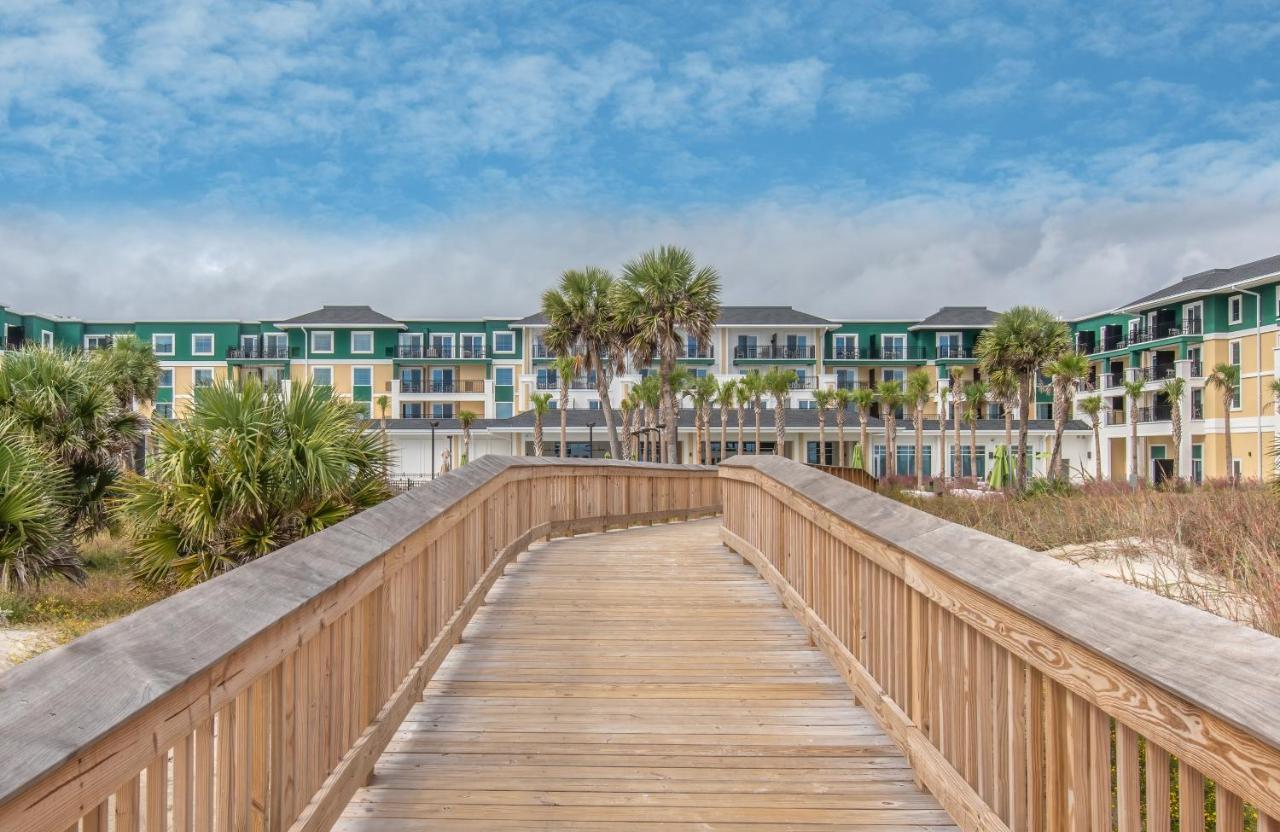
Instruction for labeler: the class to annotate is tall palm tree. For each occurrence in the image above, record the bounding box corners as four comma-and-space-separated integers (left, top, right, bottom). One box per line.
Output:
876, 380, 905, 479
948, 368, 964, 483
733, 379, 748, 454
964, 381, 989, 482
1207, 363, 1241, 486
741, 371, 766, 453
976, 306, 1071, 490
988, 367, 1019, 453
635, 374, 662, 461
552, 353, 580, 458
118, 379, 390, 587
718, 378, 737, 460
833, 388, 854, 467
457, 410, 477, 464
1122, 379, 1146, 486
542, 267, 624, 459
1160, 377, 1186, 486
613, 246, 722, 463
1078, 395, 1104, 481
530, 392, 552, 457
698, 376, 718, 463
1043, 352, 1090, 479
686, 375, 718, 464
763, 369, 797, 456
905, 370, 932, 490
89, 334, 161, 410
667, 367, 693, 461
850, 387, 876, 474
812, 388, 836, 466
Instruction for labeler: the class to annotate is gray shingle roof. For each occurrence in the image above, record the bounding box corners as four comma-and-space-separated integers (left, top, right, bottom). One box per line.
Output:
277, 305, 404, 327
1122, 253, 1280, 310
909, 306, 1000, 329
513, 305, 832, 327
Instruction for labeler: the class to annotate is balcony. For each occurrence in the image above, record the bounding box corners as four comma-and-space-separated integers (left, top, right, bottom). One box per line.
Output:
835, 378, 863, 390
1137, 403, 1173, 423
536, 378, 596, 390
733, 345, 816, 360
1191, 360, 1204, 378
1133, 365, 1177, 383
935, 345, 976, 360
391, 345, 487, 359
1192, 400, 1204, 419
657, 346, 715, 360
825, 346, 930, 361
399, 379, 485, 394
226, 345, 296, 360
788, 377, 818, 390
1129, 320, 1203, 344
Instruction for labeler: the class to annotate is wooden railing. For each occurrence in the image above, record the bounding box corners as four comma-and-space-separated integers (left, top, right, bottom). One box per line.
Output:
719, 456, 1280, 832
809, 462, 879, 491
0, 457, 720, 832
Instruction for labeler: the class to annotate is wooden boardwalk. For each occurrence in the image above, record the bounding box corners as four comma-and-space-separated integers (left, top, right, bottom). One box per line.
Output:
334, 518, 956, 831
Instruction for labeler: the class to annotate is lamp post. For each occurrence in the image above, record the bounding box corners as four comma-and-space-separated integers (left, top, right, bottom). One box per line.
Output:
586, 420, 596, 458
429, 420, 439, 480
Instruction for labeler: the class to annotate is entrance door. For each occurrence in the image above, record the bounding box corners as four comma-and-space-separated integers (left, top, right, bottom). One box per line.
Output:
1152, 458, 1174, 485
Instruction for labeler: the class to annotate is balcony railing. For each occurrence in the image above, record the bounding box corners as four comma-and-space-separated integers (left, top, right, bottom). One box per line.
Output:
391, 345, 487, 359
226, 345, 296, 360
1192, 400, 1204, 419
1138, 403, 1173, 422
733, 345, 817, 360
1108, 408, 1126, 424
826, 346, 930, 361
1191, 360, 1204, 378
835, 378, 863, 390
1134, 365, 1177, 383
934, 345, 975, 359
1099, 372, 1123, 389
536, 378, 597, 390
399, 379, 485, 394
788, 377, 817, 390
1129, 320, 1203, 343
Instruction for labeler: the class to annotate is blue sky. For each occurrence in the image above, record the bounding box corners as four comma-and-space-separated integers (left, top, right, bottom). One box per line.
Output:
3, 1, 1280, 318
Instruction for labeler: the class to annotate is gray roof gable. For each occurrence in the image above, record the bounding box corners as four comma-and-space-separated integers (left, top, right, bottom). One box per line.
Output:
909, 306, 1000, 329
277, 305, 405, 327
513, 305, 832, 327
1123, 253, 1280, 310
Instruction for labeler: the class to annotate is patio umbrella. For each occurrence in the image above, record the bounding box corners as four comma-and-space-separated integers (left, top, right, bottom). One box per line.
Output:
987, 445, 1013, 488
850, 443, 864, 471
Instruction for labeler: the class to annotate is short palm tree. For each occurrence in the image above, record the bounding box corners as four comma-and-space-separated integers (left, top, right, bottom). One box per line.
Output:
850, 387, 876, 473
732, 378, 748, 454
812, 388, 836, 466
1043, 351, 1090, 479
685, 375, 718, 464
1207, 363, 1241, 485
667, 367, 693, 460
976, 306, 1071, 489
457, 410, 478, 464
0, 416, 81, 589
613, 246, 721, 463
118, 379, 390, 587
833, 388, 854, 467
376, 394, 390, 423
1122, 379, 1146, 485
763, 369, 797, 455
553, 353, 580, 458
619, 392, 635, 460
988, 367, 1019, 453
542, 267, 624, 459
905, 370, 932, 489
635, 373, 662, 461
876, 380, 905, 478
964, 381, 989, 481
1160, 377, 1186, 486
530, 392, 552, 457
718, 378, 737, 460
740, 371, 766, 453
1078, 395, 1104, 481
90, 334, 161, 410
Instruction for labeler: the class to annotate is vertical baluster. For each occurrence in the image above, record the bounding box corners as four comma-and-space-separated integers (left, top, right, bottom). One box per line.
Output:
82, 801, 109, 832
174, 733, 194, 832
1025, 666, 1045, 832
146, 753, 168, 832
1064, 690, 1092, 832
1115, 724, 1141, 832
250, 677, 269, 832
1088, 706, 1112, 832
1216, 786, 1243, 832
234, 689, 251, 831
1145, 743, 1171, 832
116, 775, 141, 832
1179, 764, 1205, 832
194, 718, 215, 832
215, 699, 235, 832
975, 636, 993, 804
1044, 681, 1066, 830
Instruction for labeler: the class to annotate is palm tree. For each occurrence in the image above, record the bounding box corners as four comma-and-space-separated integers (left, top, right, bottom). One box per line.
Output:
1160, 377, 1186, 486
1043, 352, 1090, 479
619, 392, 635, 460
376, 394, 390, 424
542, 267, 624, 459
0, 416, 81, 589
635, 373, 662, 461
698, 376, 718, 463
850, 387, 876, 474
976, 306, 1071, 490
667, 367, 693, 461
964, 381, 989, 482
1207, 363, 1241, 486
553, 353, 580, 458
833, 388, 854, 467
812, 388, 836, 466
733, 379, 748, 454
1079, 395, 1104, 481
905, 370, 932, 489
530, 392, 552, 457
1122, 380, 1146, 486
613, 246, 722, 463
741, 371, 766, 453
876, 380, 905, 479
763, 369, 797, 456
988, 368, 1019, 454
90, 334, 161, 410
457, 410, 477, 464
118, 379, 390, 587
685, 376, 718, 464
718, 378, 737, 460
948, 368, 964, 483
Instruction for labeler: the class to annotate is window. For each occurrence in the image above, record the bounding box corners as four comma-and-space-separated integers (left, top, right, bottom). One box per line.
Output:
84, 334, 112, 351
872, 444, 931, 478
1229, 295, 1243, 325
264, 332, 289, 358
398, 332, 423, 357
429, 334, 453, 357
833, 334, 858, 359
1233, 459, 1243, 480
461, 334, 485, 358
193, 368, 215, 387
1229, 339, 1241, 366
41, 330, 54, 348
352, 366, 372, 387
350, 331, 374, 354
496, 402, 513, 419
495, 366, 514, 386
936, 333, 962, 359
191, 333, 214, 356
153, 403, 173, 419
736, 335, 758, 358
798, 399, 816, 409
493, 331, 515, 353
957, 445, 987, 478
536, 368, 558, 389
401, 402, 423, 419
311, 366, 333, 386
158, 368, 174, 389
311, 331, 334, 353
146, 333, 173, 355
588, 400, 602, 411
1191, 444, 1203, 484
431, 403, 454, 419
806, 441, 838, 465
881, 334, 907, 360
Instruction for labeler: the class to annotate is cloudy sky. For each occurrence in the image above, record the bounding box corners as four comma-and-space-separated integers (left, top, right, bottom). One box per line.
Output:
3, 1, 1280, 320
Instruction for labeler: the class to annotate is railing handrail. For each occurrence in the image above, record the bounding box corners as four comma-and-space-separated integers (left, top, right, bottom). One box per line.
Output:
0, 457, 720, 832
718, 455, 1280, 826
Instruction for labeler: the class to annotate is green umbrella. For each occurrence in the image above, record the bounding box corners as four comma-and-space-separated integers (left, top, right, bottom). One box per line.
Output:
987, 445, 1013, 488
850, 443, 864, 471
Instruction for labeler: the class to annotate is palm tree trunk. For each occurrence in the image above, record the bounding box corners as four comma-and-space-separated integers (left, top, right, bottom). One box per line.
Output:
693, 408, 702, 465
753, 401, 762, 453
885, 413, 896, 478
914, 406, 924, 490
720, 405, 729, 462
591, 354, 622, 460
859, 414, 870, 475
1092, 419, 1102, 481
836, 410, 847, 467
703, 401, 712, 463
736, 404, 745, 455
774, 400, 786, 456
1016, 375, 1032, 490
952, 394, 962, 482
1049, 382, 1065, 479
660, 347, 678, 464
1004, 401, 1014, 452
969, 421, 978, 484
1130, 404, 1139, 485
1223, 394, 1234, 486
1170, 404, 1182, 486
534, 416, 544, 457
559, 381, 569, 458
817, 412, 826, 466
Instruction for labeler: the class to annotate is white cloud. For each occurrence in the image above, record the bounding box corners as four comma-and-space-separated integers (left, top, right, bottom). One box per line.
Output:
830, 73, 930, 121
944, 58, 1033, 109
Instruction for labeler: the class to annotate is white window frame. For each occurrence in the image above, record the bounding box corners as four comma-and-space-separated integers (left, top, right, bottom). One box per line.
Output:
494, 366, 514, 386
192, 367, 216, 388
833, 333, 858, 357
41, 330, 54, 348
1183, 300, 1203, 326
492, 331, 515, 354
430, 333, 455, 353
158, 368, 174, 388
935, 332, 962, 357
351, 365, 373, 387
84, 334, 112, 350
311, 365, 334, 386
1229, 294, 1243, 325
191, 333, 215, 356
350, 331, 374, 354
881, 333, 908, 359
1229, 338, 1242, 367
495, 401, 514, 419
311, 330, 334, 354
460, 332, 485, 357
263, 332, 288, 356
